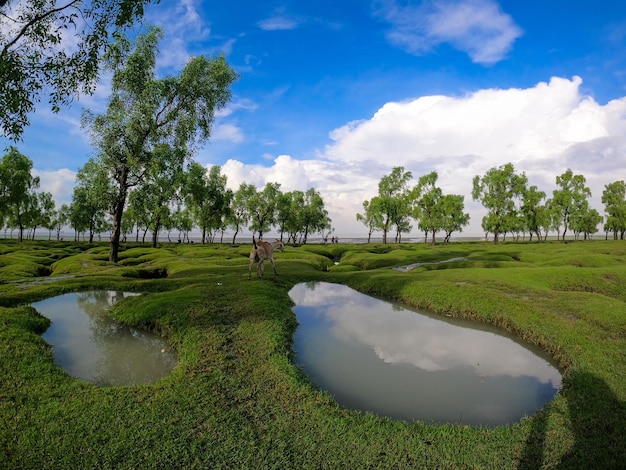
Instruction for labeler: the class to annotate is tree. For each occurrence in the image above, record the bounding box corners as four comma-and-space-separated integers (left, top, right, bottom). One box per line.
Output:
356, 199, 383, 243
299, 188, 332, 244
228, 183, 254, 244
72, 158, 114, 243
570, 207, 602, 240
1, 0, 156, 140
53, 204, 71, 240
275, 191, 297, 242
82, 27, 237, 262
127, 188, 152, 242
0, 146, 39, 241
413, 171, 442, 244
136, 144, 186, 247
602, 180, 626, 240
472, 163, 528, 243
439, 194, 470, 243
521, 185, 547, 242
552, 169, 591, 241
184, 163, 230, 244
283, 190, 306, 243
374, 167, 413, 243
30, 191, 55, 240
247, 183, 281, 239
171, 206, 193, 243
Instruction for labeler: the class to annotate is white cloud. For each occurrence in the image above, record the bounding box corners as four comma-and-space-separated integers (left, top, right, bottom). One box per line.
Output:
221, 76, 626, 238
374, 0, 523, 64
211, 123, 244, 143
145, 0, 231, 71
216, 98, 259, 118
258, 15, 301, 31
34, 169, 77, 206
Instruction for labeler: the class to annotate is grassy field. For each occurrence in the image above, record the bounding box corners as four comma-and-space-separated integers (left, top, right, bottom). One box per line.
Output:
1, 239, 625, 469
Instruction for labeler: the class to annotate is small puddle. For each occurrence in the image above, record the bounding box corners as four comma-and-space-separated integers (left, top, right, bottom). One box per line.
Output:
33, 291, 177, 386
393, 257, 466, 272
289, 282, 562, 426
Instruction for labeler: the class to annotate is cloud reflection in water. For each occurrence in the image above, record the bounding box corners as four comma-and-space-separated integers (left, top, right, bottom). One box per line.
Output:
289, 281, 562, 426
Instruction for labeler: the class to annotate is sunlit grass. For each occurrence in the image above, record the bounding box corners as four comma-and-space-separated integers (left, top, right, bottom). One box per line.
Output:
1, 239, 625, 468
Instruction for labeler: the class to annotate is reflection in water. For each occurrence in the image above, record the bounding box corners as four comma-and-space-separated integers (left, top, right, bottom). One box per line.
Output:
289, 282, 562, 426
34, 291, 177, 386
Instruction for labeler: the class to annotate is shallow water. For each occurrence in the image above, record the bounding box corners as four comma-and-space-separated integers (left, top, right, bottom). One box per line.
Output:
34, 291, 177, 386
288, 282, 562, 426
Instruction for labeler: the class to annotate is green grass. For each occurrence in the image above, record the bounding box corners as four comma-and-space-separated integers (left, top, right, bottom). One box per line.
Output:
1, 239, 625, 469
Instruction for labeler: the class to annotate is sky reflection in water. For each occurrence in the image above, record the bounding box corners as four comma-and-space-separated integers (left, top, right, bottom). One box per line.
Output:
289, 282, 562, 426
34, 291, 177, 386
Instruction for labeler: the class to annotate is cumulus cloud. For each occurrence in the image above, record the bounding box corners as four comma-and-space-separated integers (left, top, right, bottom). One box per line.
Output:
220, 76, 626, 238
34, 169, 77, 206
374, 0, 523, 64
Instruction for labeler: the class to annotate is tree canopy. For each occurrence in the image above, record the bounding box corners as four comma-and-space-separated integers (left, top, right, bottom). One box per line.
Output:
81, 27, 237, 262
551, 169, 592, 241
0, 146, 40, 241
602, 180, 626, 240
472, 163, 528, 243
0, 0, 157, 140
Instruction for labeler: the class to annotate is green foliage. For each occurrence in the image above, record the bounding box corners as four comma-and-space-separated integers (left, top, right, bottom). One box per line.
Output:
0, 147, 41, 241
472, 163, 528, 243
0, 0, 156, 140
552, 169, 593, 240
356, 198, 383, 242
246, 182, 281, 238
361, 168, 469, 244
81, 27, 237, 262
602, 180, 626, 239
376, 166, 413, 243
71, 158, 113, 242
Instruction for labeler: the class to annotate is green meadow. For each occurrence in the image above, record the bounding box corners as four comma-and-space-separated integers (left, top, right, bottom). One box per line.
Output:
1, 239, 625, 469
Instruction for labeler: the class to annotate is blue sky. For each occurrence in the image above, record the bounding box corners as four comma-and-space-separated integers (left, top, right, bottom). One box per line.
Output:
3, 0, 626, 238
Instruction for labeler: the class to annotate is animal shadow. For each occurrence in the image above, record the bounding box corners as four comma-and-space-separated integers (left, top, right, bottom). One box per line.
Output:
519, 372, 626, 469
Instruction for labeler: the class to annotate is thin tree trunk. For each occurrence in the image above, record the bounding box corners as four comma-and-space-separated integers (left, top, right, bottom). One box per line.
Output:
109, 176, 127, 263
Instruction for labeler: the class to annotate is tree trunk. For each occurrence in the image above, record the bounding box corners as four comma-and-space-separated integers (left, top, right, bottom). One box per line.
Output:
152, 215, 161, 248
109, 174, 128, 263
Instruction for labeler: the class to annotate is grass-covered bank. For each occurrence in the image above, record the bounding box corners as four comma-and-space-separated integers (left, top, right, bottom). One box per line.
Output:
1, 239, 625, 469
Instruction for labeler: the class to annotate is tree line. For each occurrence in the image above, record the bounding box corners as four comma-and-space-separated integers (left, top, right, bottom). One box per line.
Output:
3, 149, 626, 255
358, 164, 626, 244
0, 146, 333, 245
357, 167, 470, 244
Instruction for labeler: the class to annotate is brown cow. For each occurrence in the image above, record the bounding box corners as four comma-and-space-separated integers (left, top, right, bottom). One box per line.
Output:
248, 236, 284, 279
